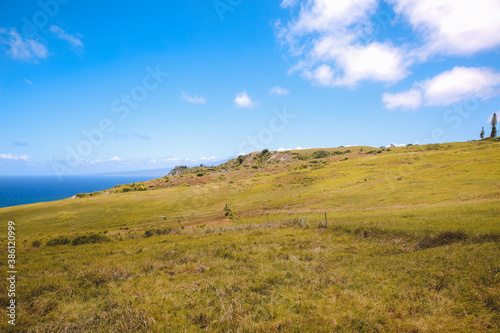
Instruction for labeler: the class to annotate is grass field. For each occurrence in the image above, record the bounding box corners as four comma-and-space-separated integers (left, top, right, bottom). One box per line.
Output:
0, 140, 499, 332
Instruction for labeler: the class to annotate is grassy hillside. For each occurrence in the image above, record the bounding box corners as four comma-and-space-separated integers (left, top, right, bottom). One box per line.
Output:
0, 140, 499, 332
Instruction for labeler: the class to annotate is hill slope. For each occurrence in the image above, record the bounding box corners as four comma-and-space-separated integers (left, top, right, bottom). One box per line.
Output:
0, 140, 499, 331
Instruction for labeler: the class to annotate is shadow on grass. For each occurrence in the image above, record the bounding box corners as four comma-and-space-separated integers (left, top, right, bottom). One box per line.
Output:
329, 225, 500, 250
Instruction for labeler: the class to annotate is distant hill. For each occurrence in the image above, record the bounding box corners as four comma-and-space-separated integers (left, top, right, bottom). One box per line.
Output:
1, 139, 499, 332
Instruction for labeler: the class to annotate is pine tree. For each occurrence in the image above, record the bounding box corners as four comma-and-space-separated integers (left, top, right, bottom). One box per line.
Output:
480, 127, 485, 139
491, 113, 498, 138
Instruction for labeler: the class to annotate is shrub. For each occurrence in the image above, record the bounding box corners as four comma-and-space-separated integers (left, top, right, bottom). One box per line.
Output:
312, 150, 330, 159
237, 155, 245, 164
71, 233, 111, 246
46, 236, 71, 246
293, 154, 310, 161
31, 240, 42, 248
143, 227, 176, 238
115, 182, 147, 193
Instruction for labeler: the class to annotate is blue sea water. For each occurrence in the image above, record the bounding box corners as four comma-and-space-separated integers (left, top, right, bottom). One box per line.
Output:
0, 175, 157, 208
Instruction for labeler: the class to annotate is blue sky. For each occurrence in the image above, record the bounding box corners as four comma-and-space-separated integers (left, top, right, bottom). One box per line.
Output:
1, 0, 499, 176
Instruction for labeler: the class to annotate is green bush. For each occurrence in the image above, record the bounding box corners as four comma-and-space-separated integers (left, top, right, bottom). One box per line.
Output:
46, 236, 71, 246
312, 150, 330, 159
143, 227, 175, 238
236, 155, 245, 165
116, 182, 148, 193
71, 233, 111, 246
293, 154, 310, 161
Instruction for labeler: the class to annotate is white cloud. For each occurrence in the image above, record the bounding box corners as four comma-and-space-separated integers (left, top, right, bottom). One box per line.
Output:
110, 156, 121, 162
389, 0, 500, 57
0, 153, 30, 161
382, 89, 422, 110
421, 67, 500, 106
277, 0, 410, 87
277, 0, 500, 91
311, 40, 408, 87
200, 156, 219, 161
0, 28, 47, 60
280, 0, 298, 8
383, 67, 500, 109
49, 25, 83, 50
288, 0, 378, 34
269, 86, 290, 95
385, 143, 406, 148
303, 64, 334, 86
181, 91, 206, 104
130, 132, 151, 140
24, 79, 34, 86
234, 91, 256, 108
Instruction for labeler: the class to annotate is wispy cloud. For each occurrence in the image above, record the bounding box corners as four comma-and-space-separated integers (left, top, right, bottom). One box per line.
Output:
24, 79, 34, 86
234, 91, 256, 108
382, 89, 422, 110
383, 67, 500, 110
0, 153, 30, 161
130, 132, 151, 140
388, 0, 500, 58
12, 141, 28, 147
105, 156, 219, 168
0, 27, 47, 61
49, 25, 83, 51
269, 86, 290, 95
280, 0, 298, 8
181, 91, 206, 104
200, 156, 219, 162
110, 132, 151, 140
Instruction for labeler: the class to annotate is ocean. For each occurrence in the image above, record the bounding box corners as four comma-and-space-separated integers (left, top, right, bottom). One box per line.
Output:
0, 175, 158, 208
